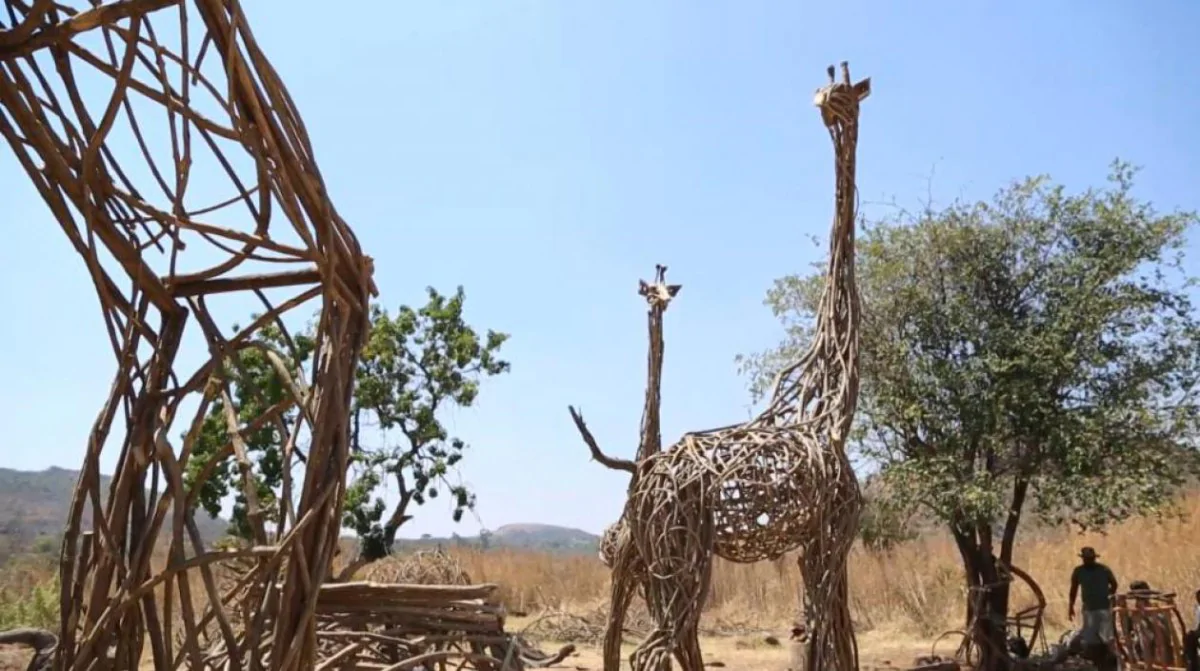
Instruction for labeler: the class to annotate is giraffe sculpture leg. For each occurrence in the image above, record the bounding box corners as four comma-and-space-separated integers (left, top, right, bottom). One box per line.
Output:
672, 566, 711, 671
604, 537, 641, 671
628, 465, 714, 671
799, 466, 861, 670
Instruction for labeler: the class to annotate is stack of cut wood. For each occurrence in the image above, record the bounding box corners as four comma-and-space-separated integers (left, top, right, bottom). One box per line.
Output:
199, 580, 573, 669
312, 581, 573, 670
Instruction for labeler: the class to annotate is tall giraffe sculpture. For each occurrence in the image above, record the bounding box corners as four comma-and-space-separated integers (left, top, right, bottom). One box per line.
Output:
569, 264, 680, 664
587, 63, 870, 671
1, 1, 374, 669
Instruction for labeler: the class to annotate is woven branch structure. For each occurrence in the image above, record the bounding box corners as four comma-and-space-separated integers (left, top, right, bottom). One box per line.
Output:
1112, 590, 1189, 671
0, 0, 379, 668
584, 63, 870, 671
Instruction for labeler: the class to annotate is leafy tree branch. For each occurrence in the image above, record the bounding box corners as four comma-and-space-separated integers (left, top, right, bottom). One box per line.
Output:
187, 287, 509, 566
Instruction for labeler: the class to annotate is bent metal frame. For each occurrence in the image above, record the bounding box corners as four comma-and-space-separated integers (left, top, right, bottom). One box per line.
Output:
1, 0, 375, 668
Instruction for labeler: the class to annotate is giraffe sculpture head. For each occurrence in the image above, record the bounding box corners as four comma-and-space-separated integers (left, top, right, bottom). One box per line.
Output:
637, 263, 681, 311
813, 61, 871, 129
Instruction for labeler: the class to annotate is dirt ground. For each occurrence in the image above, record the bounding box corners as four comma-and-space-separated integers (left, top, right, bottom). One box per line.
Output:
0, 630, 933, 670
546, 630, 934, 671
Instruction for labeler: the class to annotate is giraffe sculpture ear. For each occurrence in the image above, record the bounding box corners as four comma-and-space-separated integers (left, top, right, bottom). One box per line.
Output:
666, 284, 682, 298
638, 279, 652, 297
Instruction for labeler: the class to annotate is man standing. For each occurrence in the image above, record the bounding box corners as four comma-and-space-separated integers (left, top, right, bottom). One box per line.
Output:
1068, 547, 1119, 655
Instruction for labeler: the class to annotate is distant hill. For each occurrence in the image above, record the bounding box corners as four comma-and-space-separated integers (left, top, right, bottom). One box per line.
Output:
0, 467, 600, 561
0, 467, 228, 562
394, 523, 600, 555
491, 523, 600, 552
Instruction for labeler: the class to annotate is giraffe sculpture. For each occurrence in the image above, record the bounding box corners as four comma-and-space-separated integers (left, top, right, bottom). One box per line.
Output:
580, 264, 680, 565
569, 265, 680, 662
584, 63, 870, 671
1, 1, 373, 669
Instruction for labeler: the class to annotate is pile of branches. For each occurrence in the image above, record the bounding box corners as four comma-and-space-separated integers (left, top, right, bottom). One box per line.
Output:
200, 581, 573, 670
521, 600, 759, 647
521, 603, 652, 646
357, 548, 473, 586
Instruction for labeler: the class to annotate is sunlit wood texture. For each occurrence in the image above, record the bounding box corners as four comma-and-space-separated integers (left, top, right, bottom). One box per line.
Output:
0, 0, 376, 668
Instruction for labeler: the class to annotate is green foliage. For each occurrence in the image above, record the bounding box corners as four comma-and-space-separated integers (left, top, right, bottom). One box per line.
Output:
188, 287, 509, 562
345, 287, 510, 560
0, 573, 58, 631
29, 536, 58, 555
184, 322, 314, 539
857, 486, 917, 554
742, 161, 1200, 543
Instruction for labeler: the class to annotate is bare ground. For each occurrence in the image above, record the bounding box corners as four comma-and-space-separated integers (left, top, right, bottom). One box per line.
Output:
0, 628, 934, 670
533, 629, 936, 671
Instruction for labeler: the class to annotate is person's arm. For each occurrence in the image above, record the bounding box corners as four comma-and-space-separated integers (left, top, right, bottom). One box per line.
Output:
1068, 568, 1080, 619
1107, 568, 1118, 597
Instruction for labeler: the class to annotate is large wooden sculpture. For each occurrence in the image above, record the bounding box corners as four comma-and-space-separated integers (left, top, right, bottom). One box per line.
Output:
1, 1, 374, 668
576, 63, 870, 671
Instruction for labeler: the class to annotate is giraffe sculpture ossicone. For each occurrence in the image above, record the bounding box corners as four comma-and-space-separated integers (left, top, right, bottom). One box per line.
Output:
578, 63, 870, 671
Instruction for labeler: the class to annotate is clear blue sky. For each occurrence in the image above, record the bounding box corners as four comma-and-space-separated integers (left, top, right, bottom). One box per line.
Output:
2, 1, 1197, 538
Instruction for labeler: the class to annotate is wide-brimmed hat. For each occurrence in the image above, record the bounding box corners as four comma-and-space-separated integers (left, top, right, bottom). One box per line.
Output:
1079, 546, 1098, 559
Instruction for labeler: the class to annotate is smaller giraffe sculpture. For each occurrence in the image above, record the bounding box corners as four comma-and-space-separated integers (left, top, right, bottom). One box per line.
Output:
593, 264, 679, 565
568, 265, 680, 646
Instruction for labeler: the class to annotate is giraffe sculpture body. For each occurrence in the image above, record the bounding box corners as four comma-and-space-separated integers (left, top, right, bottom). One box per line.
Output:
579, 64, 870, 671
1, 1, 373, 668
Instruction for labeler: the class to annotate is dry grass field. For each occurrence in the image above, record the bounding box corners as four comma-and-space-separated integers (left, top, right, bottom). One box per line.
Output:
459, 493, 1200, 639
2, 494, 1199, 669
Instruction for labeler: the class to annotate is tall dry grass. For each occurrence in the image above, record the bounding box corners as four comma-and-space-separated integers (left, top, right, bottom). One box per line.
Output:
2, 496, 1198, 643
453, 494, 1200, 638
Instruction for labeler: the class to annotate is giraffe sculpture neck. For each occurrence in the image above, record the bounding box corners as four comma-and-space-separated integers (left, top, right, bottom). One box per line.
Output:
762, 63, 869, 446
635, 264, 680, 463
637, 299, 666, 461
817, 69, 865, 430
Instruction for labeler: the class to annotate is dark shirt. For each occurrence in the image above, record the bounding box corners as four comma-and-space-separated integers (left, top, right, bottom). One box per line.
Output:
1072, 563, 1116, 611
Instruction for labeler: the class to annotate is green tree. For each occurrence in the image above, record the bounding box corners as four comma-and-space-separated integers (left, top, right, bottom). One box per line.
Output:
343, 287, 509, 561
185, 321, 314, 541
740, 162, 1200, 668
189, 287, 509, 565
856, 481, 916, 554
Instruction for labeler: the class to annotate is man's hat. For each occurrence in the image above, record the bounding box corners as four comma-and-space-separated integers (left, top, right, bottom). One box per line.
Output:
1079, 546, 1098, 559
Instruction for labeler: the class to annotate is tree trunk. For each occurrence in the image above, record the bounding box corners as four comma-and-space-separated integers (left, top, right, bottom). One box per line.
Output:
952, 526, 1012, 671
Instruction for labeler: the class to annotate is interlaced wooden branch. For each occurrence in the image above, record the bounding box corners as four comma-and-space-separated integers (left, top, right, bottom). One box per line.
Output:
1112, 590, 1189, 670
576, 64, 870, 671
1, 1, 375, 668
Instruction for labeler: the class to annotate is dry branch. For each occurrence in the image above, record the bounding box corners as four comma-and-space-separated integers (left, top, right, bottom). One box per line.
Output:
568, 406, 636, 474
